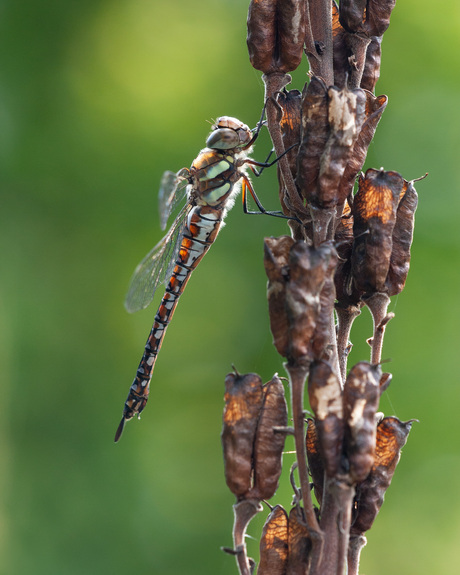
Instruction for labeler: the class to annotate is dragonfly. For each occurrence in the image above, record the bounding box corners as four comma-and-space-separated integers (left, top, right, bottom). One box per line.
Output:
114, 115, 292, 442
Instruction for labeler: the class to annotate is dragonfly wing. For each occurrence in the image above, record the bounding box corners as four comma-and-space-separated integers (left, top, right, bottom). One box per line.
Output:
124, 205, 191, 313
158, 170, 189, 231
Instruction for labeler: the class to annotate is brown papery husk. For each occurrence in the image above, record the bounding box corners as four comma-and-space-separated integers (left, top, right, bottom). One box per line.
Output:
385, 180, 418, 296
365, 0, 396, 37
343, 362, 381, 483
338, 92, 388, 203
258, 505, 289, 575
264, 236, 294, 358
351, 417, 414, 533
315, 86, 367, 209
251, 375, 288, 500
246, 0, 277, 73
247, 0, 306, 74
286, 241, 332, 362
351, 168, 403, 294
339, 0, 367, 33
222, 372, 264, 498
277, 0, 307, 73
311, 245, 338, 361
361, 36, 382, 92
296, 77, 329, 206
308, 360, 345, 476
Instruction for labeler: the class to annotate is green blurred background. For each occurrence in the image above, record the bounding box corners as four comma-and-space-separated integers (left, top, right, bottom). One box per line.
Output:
1, 0, 459, 573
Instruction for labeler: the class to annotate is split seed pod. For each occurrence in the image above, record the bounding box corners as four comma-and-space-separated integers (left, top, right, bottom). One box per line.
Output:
258, 505, 289, 574
222, 372, 264, 498
352, 417, 414, 534
343, 361, 381, 483
222, 372, 288, 501
308, 360, 344, 476
351, 168, 404, 295
247, 0, 306, 74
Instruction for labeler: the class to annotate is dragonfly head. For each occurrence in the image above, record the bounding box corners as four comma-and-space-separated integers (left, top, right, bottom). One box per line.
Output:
206, 117, 252, 151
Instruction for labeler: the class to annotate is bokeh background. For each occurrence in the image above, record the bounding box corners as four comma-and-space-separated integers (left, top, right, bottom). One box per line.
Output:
1, 0, 459, 573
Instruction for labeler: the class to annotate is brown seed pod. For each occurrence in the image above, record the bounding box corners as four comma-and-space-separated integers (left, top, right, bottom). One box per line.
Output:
311, 245, 339, 361
287, 506, 312, 574
343, 362, 381, 483
352, 417, 414, 534
351, 168, 404, 295
338, 92, 388, 204
296, 77, 329, 206
306, 418, 325, 506
308, 360, 345, 477
286, 241, 334, 363
365, 0, 396, 37
334, 202, 364, 308
315, 86, 367, 210
252, 375, 288, 500
263, 236, 294, 358
247, 0, 306, 74
385, 179, 418, 296
258, 505, 289, 574
361, 36, 382, 92
339, 0, 367, 33
222, 372, 264, 498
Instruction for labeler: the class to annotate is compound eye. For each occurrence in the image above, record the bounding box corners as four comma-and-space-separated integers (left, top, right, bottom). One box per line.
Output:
206, 128, 240, 150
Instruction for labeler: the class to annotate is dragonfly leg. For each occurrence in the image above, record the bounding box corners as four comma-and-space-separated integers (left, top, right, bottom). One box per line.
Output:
241, 175, 301, 223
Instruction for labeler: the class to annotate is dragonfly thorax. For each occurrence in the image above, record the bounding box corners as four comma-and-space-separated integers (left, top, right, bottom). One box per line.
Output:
206, 116, 252, 151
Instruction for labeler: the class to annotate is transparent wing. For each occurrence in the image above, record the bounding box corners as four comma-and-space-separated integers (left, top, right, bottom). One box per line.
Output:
158, 170, 189, 231
124, 205, 191, 313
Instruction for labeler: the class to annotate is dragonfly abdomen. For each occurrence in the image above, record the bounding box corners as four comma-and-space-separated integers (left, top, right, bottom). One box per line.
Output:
115, 206, 225, 442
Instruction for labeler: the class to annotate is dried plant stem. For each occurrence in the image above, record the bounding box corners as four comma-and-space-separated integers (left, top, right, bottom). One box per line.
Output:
286, 363, 323, 549
347, 534, 367, 575
336, 305, 362, 382
365, 292, 394, 365
346, 34, 372, 89
231, 499, 263, 575
308, 0, 334, 86
314, 476, 354, 575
